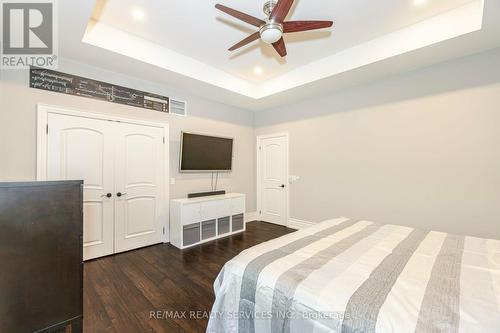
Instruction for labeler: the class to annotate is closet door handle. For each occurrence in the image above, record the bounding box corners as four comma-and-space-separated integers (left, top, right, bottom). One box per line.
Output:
101, 193, 112, 198
116, 192, 128, 197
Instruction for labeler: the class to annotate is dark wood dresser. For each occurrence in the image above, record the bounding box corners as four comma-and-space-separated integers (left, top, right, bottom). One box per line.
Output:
0, 181, 83, 333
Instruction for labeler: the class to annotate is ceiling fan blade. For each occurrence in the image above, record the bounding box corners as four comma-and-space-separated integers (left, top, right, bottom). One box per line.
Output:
283, 20, 333, 33
215, 4, 265, 28
270, 0, 294, 23
272, 38, 287, 57
229, 32, 261, 51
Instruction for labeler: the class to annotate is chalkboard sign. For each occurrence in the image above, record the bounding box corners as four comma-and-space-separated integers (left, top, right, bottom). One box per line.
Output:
30, 67, 169, 113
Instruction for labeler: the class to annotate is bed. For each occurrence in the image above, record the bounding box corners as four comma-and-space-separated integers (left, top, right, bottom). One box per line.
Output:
207, 218, 500, 333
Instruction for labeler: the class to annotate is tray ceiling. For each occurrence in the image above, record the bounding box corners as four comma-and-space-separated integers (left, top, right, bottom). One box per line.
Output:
55, 0, 500, 109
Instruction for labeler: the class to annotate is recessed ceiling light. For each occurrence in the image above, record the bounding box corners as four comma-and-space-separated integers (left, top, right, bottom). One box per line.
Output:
253, 66, 263, 75
413, 0, 427, 6
131, 9, 145, 21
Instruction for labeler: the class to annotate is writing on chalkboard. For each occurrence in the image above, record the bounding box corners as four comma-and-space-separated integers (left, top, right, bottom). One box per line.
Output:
30, 67, 170, 113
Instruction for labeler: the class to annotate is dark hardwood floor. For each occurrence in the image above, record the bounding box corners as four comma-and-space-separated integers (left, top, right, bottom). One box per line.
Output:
83, 221, 295, 333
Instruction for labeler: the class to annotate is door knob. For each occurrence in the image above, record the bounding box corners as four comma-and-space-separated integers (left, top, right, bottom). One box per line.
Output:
101, 193, 112, 198
280, 184, 285, 188
116, 192, 127, 197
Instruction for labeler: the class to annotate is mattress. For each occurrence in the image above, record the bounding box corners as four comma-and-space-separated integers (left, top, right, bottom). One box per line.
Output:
206, 218, 500, 333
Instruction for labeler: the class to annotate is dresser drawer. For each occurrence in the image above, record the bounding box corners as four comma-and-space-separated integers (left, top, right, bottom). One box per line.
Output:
217, 199, 232, 217
231, 197, 245, 215
182, 203, 201, 225
201, 200, 218, 221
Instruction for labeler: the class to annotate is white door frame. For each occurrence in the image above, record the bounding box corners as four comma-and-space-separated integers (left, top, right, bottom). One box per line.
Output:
256, 133, 290, 227
36, 103, 170, 243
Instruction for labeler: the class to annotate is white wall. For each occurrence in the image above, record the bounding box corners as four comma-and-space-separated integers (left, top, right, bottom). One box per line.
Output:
255, 48, 500, 239
0, 59, 257, 212
1, 48, 499, 239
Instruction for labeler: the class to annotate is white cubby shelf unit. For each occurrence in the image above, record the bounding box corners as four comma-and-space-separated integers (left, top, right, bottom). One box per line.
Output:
170, 193, 246, 249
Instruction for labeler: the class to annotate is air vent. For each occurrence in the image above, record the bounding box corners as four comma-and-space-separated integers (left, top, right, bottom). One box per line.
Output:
170, 98, 187, 116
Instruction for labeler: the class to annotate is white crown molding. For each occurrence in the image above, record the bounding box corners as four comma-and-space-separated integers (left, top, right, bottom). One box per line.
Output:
257, 1, 484, 98
82, 20, 258, 98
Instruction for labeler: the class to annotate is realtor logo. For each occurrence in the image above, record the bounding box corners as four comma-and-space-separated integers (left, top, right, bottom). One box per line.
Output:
1, 0, 58, 69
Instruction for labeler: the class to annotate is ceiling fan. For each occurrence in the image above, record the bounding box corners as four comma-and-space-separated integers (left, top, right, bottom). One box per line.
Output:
215, 0, 333, 57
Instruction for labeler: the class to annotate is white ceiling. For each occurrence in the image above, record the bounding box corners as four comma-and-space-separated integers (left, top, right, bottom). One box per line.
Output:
92, 0, 474, 83
57, 0, 500, 109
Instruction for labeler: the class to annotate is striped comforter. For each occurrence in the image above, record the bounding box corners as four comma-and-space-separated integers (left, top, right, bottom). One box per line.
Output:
207, 218, 500, 333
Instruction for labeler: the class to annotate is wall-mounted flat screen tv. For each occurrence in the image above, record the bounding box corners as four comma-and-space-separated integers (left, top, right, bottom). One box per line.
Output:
180, 132, 233, 172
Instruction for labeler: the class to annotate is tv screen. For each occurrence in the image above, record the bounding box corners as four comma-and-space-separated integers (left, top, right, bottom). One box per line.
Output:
180, 132, 233, 172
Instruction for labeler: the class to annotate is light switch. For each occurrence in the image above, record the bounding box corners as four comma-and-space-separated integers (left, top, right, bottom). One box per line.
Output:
289, 175, 300, 183
170, 178, 176, 185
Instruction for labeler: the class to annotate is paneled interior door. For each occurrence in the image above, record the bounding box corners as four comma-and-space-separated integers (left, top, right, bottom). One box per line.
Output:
47, 113, 115, 260
45, 111, 167, 260
258, 134, 288, 226
114, 122, 165, 253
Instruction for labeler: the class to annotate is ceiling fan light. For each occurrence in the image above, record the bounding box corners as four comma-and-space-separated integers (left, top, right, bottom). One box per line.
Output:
260, 23, 283, 44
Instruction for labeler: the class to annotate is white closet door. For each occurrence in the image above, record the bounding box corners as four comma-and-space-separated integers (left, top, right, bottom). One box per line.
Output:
47, 113, 115, 260
114, 122, 165, 253
259, 135, 288, 226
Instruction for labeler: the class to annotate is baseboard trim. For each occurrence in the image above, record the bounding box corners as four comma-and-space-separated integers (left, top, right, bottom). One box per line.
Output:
244, 214, 315, 229
288, 218, 315, 230
245, 211, 258, 223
